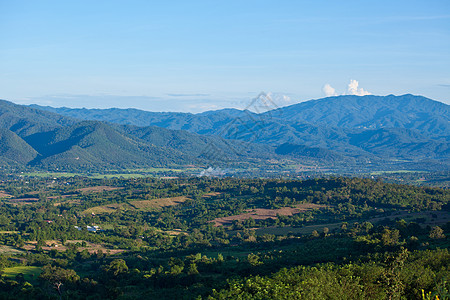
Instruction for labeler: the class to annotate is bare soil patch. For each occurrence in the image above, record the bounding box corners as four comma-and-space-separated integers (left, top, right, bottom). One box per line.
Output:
0, 191, 12, 198
203, 192, 221, 198
48, 194, 74, 200
64, 240, 125, 254
76, 186, 121, 193
7, 198, 39, 205
210, 203, 325, 227
23, 240, 125, 254
9, 197, 39, 202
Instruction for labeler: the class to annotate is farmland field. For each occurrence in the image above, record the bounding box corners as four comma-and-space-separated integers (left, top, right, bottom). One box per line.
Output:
128, 196, 188, 210
76, 186, 121, 193
0, 245, 24, 255
210, 203, 325, 226
83, 196, 189, 214
2, 266, 41, 283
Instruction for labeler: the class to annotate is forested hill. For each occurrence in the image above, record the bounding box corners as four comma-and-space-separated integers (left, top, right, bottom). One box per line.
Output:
30, 94, 450, 166
0, 100, 273, 171
270, 94, 449, 136
0, 99, 77, 137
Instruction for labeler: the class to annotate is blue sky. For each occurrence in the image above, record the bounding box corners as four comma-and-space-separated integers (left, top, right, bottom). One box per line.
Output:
1, 0, 449, 112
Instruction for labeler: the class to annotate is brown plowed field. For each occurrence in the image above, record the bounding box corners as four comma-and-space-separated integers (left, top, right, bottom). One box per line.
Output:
76, 186, 121, 193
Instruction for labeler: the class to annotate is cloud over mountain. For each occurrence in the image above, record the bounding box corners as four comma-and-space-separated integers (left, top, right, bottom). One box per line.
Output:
323, 80, 371, 97
346, 80, 371, 96
323, 84, 337, 97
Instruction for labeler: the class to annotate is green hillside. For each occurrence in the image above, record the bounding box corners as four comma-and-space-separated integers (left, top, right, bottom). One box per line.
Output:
25, 121, 192, 171
0, 128, 38, 164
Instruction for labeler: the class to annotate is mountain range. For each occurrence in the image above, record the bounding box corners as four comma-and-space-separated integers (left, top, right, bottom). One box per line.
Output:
0, 99, 270, 171
0, 94, 448, 173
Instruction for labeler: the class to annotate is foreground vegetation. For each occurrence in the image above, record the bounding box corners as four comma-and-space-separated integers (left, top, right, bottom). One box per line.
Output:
0, 175, 448, 299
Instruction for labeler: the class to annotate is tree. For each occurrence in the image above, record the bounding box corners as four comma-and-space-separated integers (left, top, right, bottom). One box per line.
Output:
381, 248, 408, 300
247, 253, 262, 266
39, 265, 79, 299
104, 259, 129, 276
429, 226, 445, 239
381, 228, 400, 247
187, 263, 199, 275
341, 222, 348, 231
362, 222, 373, 233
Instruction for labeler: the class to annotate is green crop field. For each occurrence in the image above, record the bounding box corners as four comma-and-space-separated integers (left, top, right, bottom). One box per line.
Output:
22, 167, 197, 179
2, 266, 41, 283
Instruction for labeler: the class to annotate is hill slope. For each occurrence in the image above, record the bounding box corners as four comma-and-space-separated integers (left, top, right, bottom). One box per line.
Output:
0, 128, 38, 165
23, 121, 194, 170
270, 94, 449, 138
1, 100, 276, 171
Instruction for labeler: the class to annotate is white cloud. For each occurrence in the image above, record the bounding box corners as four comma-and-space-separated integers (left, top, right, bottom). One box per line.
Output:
346, 79, 371, 96
323, 80, 371, 97
323, 84, 337, 97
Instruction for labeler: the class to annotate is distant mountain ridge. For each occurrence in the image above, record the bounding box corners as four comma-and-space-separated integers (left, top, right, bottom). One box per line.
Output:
31, 94, 449, 137
269, 94, 449, 138
0, 94, 447, 172
30, 94, 450, 164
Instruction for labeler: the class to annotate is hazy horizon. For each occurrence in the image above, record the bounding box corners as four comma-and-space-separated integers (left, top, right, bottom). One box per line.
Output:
8, 92, 448, 114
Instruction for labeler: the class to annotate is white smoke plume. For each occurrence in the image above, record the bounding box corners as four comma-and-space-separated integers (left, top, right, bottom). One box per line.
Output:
198, 167, 226, 177
323, 84, 337, 97
346, 79, 371, 96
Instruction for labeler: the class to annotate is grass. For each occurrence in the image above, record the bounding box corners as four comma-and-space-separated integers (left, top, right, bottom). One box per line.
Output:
0, 245, 24, 254
129, 196, 188, 211
83, 203, 130, 214
22, 171, 85, 177
89, 173, 147, 179
23, 171, 143, 178
2, 266, 41, 283
23, 167, 200, 179
125, 167, 197, 173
